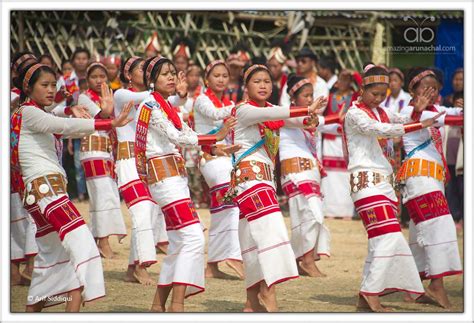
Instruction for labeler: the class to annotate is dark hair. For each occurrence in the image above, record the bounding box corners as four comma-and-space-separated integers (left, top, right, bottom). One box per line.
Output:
406, 67, 439, 92
142, 56, 176, 89
13, 63, 56, 102
318, 55, 337, 74
120, 57, 145, 83
11, 51, 37, 72
242, 64, 272, 85
286, 73, 311, 97
430, 67, 444, 86
71, 47, 91, 62
362, 63, 389, 89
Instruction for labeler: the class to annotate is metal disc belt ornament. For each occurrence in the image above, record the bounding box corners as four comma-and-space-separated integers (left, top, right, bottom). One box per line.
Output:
39, 184, 50, 194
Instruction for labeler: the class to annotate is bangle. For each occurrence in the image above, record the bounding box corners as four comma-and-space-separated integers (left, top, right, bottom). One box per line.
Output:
94, 119, 113, 131
197, 135, 217, 145
289, 106, 309, 118
64, 106, 72, 116
403, 122, 423, 133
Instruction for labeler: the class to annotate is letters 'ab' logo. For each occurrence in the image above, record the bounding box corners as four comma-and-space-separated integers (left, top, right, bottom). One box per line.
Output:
403, 16, 436, 43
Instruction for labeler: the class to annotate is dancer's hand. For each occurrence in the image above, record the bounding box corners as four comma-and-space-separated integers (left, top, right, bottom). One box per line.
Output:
100, 82, 114, 114
212, 144, 242, 157
413, 87, 435, 112
309, 96, 328, 115
216, 117, 237, 141
111, 101, 134, 127
70, 105, 92, 119
421, 111, 445, 128
176, 71, 188, 98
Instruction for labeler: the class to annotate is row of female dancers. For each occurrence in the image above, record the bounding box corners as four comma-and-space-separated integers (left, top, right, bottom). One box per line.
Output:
10, 49, 463, 312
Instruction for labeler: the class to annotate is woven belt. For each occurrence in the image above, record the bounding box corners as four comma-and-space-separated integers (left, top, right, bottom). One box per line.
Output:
281, 157, 314, 176
24, 174, 67, 206
117, 141, 135, 160
396, 158, 445, 183
350, 171, 394, 193
231, 160, 273, 185
147, 155, 187, 185
81, 135, 111, 153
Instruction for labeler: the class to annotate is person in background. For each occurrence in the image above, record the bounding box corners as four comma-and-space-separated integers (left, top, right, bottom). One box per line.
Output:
317, 55, 338, 92
320, 70, 359, 220
181, 63, 206, 208
280, 47, 329, 108
224, 42, 251, 103
383, 68, 412, 114
266, 39, 291, 105
38, 54, 55, 71
171, 36, 194, 73
78, 62, 127, 258
442, 68, 463, 108
103, 55, 122, 91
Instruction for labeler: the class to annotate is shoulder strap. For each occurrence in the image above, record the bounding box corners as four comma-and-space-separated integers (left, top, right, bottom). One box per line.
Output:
134, 103, 153, 183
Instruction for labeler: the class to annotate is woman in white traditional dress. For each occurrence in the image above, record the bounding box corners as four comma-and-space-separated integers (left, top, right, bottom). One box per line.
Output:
194, 60, 244, 279
343, 63, 443, 312
78, 62, 127, 258
279, 74, 337, 277
136, 56, 237, 312
397, 67, 463, 308
229, 64, 327, 312
12, 63, 131, 311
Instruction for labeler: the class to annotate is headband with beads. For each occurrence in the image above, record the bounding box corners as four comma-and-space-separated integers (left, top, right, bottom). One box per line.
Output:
408, 70, 436, 92
289, 78, 311, 97
86, 62, 107, 77
123, 56, 141, 77
362, 64, 389, 86
243, 64, 269, 85
145, 56, 165, 88
204, 60, 229, 78
23, 63, 46, 91
13, 54, 36, 71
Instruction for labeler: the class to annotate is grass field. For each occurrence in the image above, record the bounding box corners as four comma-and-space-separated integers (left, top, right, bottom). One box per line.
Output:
10, 201, 464, 313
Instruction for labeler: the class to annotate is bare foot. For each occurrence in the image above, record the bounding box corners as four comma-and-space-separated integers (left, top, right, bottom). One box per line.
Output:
97, 238, 114, 258
124, 265, 139, 283
133, 266, 155, 286
205, 264, 234, 279
426, 284, 451, 309
156, 244, 168, 254
357, 294, 390, 312
298, 261, 327, 278
168, 302, 184, 312
225, 260, 244, 280
11, 263, 28, 286
243, 299, 254, 312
